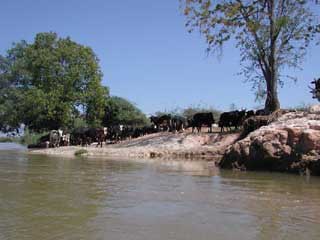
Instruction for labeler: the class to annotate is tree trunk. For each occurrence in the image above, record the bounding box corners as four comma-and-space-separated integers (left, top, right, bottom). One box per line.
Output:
264, 0, 280, 113
265, 73, 280, 112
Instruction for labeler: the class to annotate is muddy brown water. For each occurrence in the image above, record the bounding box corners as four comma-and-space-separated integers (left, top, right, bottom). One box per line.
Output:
0, 143, 320, 240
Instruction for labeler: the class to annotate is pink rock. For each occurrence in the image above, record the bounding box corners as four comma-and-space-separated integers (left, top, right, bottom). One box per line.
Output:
298, 129, 320, 152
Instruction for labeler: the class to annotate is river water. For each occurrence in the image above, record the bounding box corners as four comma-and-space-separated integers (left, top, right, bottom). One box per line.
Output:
0, 143, 320, 240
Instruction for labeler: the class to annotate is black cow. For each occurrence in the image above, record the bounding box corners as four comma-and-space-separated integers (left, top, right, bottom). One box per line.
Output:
92, 127, 107, 147
106, 125, 123, 143
149, 116, 160, 129
142, 125, 157, 135
71, 128, 87, 146
245, 110, 255, 118
149, 114, 172, 131
71, 127, 107, 147
219, 110, 246, 132
255, 109, 270, 116
188, 112, 215, 133
171, 116, 187, 133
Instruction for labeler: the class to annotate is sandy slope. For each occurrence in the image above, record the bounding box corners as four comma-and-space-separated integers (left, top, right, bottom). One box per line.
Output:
29, 131, 240, 161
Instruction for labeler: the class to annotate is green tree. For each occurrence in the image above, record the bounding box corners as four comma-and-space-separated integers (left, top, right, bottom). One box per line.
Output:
0, 32, 108, 132
0, 55, 23, 132
181, 0, 319, 112
102, 96, 149, 127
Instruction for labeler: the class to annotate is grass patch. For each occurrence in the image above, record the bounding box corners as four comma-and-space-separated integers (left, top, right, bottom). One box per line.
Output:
0, 137, 14, 143
19, 130, 48, 146
74, 149, 88, 156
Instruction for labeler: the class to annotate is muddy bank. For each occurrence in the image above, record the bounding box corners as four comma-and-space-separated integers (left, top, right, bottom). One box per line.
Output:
220, 105, 320, 175
29, 131, 240, 161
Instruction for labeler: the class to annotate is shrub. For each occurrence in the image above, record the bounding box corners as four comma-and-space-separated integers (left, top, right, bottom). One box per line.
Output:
19, 129, 48, 146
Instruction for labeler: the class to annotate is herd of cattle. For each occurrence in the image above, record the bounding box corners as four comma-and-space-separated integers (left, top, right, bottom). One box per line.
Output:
38, 108, 270, 148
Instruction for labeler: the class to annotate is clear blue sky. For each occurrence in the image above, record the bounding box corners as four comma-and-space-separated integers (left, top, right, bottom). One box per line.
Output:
0, 0, 319, 114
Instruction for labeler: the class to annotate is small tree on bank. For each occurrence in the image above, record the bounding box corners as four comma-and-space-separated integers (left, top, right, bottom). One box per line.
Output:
181, 0, 319, 112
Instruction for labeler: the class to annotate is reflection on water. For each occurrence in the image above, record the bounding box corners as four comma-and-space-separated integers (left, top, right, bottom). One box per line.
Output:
0, 144, 320, 240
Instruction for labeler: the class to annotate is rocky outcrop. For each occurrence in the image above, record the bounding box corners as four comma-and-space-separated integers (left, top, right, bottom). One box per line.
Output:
220, 106, 320, 175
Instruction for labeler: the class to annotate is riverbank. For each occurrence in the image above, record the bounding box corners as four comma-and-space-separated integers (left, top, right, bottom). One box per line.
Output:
221, 105, 320, 175
29, 131, 240, 161
29, 105, 320, 175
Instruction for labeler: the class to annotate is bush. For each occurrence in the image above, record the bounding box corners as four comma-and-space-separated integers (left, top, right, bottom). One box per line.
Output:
19, 129, 48, 146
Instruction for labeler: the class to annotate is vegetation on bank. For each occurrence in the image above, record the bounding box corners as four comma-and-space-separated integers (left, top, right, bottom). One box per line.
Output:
0, 32, 108, 133
0, 137, 14, 143
19, 130, 49, 146
74, 149, 88, 156
0, 131, 48, 146
0, 32, 150, 134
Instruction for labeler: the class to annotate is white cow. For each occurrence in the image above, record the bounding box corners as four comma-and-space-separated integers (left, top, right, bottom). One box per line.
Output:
61, 133, 70, 146
49, 129, 63, 148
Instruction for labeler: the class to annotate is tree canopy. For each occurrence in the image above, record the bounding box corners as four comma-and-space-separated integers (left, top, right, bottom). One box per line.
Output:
102, 96, 149, 127
0, 32, 108, 132
181, 0, 319, 111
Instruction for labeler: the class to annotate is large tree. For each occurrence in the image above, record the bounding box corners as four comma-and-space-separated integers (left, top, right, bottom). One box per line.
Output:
0, 32, 108, 132
181, 0, 319, 111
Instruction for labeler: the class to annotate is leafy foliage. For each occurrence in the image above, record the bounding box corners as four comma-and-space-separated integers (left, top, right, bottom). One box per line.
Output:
102, 96, 149, 127
0, 32, 108, 132
181, 0, 319, 111
19, 129, 49, 146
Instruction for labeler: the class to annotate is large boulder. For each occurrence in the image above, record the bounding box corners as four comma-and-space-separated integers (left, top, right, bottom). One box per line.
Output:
220, 106, 320, 175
